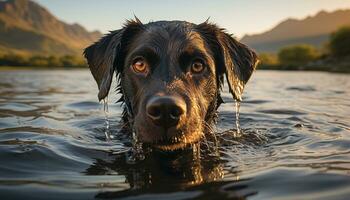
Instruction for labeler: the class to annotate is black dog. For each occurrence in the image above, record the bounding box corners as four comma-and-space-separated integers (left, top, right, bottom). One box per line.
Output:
84, 19, 258, 151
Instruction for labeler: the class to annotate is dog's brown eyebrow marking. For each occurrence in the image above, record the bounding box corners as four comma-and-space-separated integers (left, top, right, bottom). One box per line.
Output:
182, 32, 213, 56
126, 46, 160, 65
180, 46, 209, 59
177, 42, 215, 69
128, 46, 159, 58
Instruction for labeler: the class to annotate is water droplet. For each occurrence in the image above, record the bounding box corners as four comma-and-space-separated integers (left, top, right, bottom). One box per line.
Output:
192, 143, 200, 158
235, 100, 241, 137
127, 130, 145, 164
102, 97, 112, 142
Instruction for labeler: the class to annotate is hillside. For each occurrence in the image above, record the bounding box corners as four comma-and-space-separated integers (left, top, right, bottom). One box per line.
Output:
241, 9, 350, 53
0, 0, 101, 55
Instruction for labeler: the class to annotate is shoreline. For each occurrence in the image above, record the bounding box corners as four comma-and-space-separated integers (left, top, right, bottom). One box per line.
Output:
1, 65, 349, 73
0, 66, 87, 70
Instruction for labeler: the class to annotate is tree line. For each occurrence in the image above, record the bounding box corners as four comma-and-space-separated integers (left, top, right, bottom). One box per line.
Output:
258, 26, 350, 72
0, 54, 87, 68
1, 26, 350, 71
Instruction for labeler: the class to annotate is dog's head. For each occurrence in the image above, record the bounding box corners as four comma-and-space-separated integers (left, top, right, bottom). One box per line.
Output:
84, 20, 258, 151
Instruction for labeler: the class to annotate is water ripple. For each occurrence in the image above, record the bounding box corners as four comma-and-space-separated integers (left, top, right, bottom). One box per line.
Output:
0, 70, 349, 199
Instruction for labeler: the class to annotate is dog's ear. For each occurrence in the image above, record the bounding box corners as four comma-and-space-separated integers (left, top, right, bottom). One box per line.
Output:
84, 19, 143, 101
197, 23, 259, 101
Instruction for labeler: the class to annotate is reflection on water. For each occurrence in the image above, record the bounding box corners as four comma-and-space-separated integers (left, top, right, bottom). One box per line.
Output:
0, 70, 349, 200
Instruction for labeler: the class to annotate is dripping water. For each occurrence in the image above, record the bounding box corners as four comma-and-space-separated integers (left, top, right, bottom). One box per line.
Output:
235, 100, 241, 137
192, 143, 200, 158
102, 97, 113, 142
126, 130, 145, 164
102, 96, 144, 163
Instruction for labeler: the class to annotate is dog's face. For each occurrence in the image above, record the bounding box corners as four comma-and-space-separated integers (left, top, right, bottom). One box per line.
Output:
122, 22, 219, 150
84, 20, 258, 151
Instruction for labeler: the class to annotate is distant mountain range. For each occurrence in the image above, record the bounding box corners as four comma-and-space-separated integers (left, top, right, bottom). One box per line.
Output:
241, 9, 350, 53
0, 0, 101, 55
1, 0, 350, 55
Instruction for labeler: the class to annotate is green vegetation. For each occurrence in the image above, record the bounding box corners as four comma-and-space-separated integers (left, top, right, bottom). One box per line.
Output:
329, 26, 350, 58
0, 54, 87, 68
278, 45, 319, 66
257, 53, 279, 69
1, 27, 350, 72
258, 26, 350, 72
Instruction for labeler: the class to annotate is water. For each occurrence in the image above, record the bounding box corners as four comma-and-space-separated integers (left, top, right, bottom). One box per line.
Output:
0, 70, 349, 200
235, 100, 241, 137
102, 97, 113, 142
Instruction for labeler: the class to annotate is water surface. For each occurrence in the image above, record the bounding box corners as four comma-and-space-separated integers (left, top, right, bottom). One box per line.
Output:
0, 70, 349, 200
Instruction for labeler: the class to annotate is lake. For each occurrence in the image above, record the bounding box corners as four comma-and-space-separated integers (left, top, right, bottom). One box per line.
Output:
0, 69, 349, 200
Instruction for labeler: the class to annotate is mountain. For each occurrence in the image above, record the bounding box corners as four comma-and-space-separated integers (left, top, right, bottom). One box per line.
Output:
0, 0, 102, 55
241, 9, 350, 53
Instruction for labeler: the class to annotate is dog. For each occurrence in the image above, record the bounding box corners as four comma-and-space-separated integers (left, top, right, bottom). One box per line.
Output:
84, 19, 258, 151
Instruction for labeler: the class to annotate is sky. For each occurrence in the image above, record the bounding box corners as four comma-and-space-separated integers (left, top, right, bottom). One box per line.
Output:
35, 0, 350, 38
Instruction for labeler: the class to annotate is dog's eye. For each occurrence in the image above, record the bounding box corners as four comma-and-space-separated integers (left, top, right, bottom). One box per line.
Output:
131, 57, 148, 74
191, 59, 205, 74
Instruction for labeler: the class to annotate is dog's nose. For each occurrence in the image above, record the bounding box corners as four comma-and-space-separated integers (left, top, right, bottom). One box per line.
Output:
146, 96, 186, 128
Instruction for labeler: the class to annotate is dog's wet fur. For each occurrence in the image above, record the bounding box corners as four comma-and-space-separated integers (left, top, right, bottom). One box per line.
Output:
84, 19, 258, 151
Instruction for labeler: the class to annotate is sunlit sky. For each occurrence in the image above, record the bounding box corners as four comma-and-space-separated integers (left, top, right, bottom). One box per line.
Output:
35, 0, 350, 38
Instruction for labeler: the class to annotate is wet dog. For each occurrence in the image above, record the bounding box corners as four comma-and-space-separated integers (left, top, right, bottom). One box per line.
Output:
84, 19, 258, 151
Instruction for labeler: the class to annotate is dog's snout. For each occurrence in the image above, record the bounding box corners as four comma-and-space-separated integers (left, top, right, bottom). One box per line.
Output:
146, 96, 186, 128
